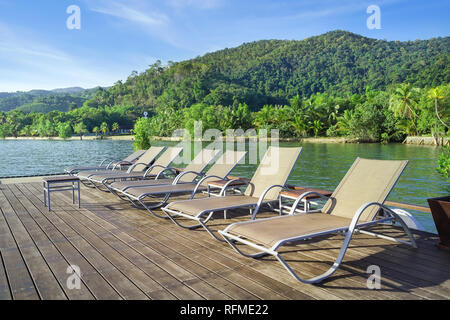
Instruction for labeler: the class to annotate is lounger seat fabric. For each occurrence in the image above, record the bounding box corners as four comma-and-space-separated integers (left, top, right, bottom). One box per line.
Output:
88, 171, 150, 182
165, 195, 263, 217
77, 169, 127, 179
226, 213, 351, 248
124, 183, 207, 198
110, 178, 178, 191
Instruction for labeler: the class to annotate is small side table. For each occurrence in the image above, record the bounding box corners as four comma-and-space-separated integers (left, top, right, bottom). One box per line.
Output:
43, 176, 81, 211
279, 187, 333, 215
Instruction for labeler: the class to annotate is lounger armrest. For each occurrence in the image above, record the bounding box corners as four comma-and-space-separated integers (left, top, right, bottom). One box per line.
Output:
141, 164, 168, 179
218, 178, 251, 196
99, 159, 111, 167
190, 175, 226, 199
154, 167, 179, 180
287, 191, 332, 215
252, 184, 289, 220
126, 162, 148, 173
173, 170, 203, 184
350, 202, 418, 248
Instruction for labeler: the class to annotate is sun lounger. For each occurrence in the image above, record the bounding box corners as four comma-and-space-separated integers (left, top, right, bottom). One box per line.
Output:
161, 147, 302, 240
77, 146, 166, 188
82, 146, 183, 191
218, 157, 417, 284
98, 148, 218, 195
120, 150, 247, 218
65, 149, 146, 175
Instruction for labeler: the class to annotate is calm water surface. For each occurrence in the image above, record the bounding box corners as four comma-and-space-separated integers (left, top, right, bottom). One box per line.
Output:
0, 140, 447, 233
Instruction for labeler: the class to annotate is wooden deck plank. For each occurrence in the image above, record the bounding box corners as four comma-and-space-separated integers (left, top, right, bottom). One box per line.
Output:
78, 186, 411, 300
52, 184, 268, 300
15, 183, 145, 300
0, 181, 449, 300
74, 187, 352, 300
73, 191, 292, 300
20, 183, 176, 300
72, 185, 318, 300
0, 251, 12, 300
68, 209, 230, 300
23, 183, 185, 300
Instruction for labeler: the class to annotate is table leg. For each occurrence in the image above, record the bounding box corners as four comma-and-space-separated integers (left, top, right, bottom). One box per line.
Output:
72, 181, 75, 204
78, 180, 81, 208
48, 185, 51, 212
43, 183, 47, 208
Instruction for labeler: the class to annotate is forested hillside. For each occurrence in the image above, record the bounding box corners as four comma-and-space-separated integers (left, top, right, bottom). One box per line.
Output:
84, 30, 449, 111
0, 30, 448, 141
0, 87, 98, 113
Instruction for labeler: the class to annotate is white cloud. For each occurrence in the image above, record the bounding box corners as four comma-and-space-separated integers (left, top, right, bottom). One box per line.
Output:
0, 23, 120, 92
89, 0, 169, 27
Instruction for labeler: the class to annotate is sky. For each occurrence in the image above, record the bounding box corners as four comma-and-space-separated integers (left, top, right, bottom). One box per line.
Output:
0, 0, 448, 92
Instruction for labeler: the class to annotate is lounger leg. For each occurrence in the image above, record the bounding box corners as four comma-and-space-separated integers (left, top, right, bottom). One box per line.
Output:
137, 194, 171, 219
221, 233, 269, 258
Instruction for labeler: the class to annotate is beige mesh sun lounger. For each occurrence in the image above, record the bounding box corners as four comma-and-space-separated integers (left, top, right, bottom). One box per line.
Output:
218, 158, 417, 284
120, 150, 247, 218
77, 146, 166, 189
108, 148, 222, 195
65, 149, 146, 175
161, 147, 302, 241
83, 146, 183, 192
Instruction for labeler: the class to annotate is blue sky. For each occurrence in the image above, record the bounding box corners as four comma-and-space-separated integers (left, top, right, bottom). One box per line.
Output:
0, 0, 448, 92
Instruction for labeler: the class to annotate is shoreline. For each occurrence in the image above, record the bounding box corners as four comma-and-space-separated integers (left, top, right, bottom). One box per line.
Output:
2, 135, 448, 146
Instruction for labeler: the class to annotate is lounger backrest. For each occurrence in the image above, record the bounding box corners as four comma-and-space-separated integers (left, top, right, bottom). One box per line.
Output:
244, 147, 302, 200
146, 147, 183, 176
323, 158, 408, 222
179, 149, 220, 182
131, 146, 166, 172
123, 150, 146, 163
200, 150, 247, 186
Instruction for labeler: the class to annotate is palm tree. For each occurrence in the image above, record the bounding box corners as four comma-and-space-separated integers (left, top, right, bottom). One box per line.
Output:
92, 126, 99, 137
428, 87, 448, 129
100, 122, 109, 136
336, 109, 354, 136
310, 120, 322, 137
290, 115, 309, 138
389, 83, 420, 135
112, 122, 120, 134
73, 122, 88, 140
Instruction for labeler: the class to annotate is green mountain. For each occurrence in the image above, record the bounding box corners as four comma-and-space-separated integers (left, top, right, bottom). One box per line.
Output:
86, 30, 449, 111
0, 87, 99, 113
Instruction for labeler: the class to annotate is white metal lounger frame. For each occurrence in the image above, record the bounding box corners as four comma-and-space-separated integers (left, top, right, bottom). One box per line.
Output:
218, 193, 418, 284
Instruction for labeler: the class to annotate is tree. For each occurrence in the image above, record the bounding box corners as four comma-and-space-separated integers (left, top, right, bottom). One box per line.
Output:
100, 122, 109, 136
389, 83, 420, 135
427, 87, 448, 129
132, 117, 152, 150
73, 122, 88, 140
92, 126, 99, 136
57, 122, 72, 139
0, 123, 12, 138
112, 122, 120, 134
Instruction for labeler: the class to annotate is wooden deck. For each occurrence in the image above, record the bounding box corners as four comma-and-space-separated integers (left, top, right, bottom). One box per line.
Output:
0, 182, 449, 300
